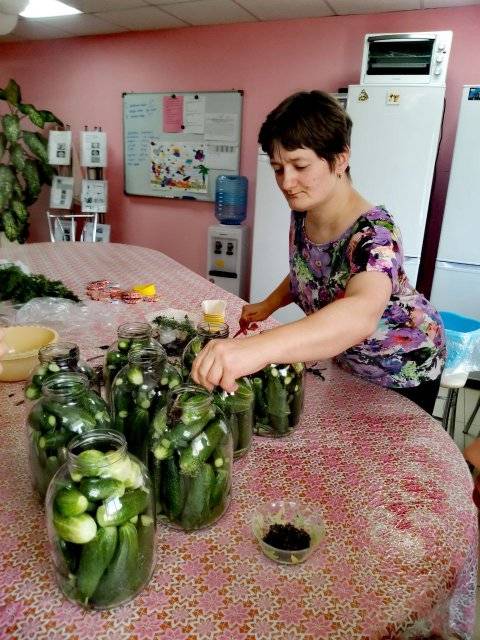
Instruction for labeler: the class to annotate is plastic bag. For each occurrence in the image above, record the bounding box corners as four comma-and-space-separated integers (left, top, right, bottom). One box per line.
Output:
444, 326, 480, 375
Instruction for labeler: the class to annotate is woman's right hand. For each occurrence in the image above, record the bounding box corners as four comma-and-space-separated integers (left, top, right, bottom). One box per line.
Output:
240, 300, 273, 326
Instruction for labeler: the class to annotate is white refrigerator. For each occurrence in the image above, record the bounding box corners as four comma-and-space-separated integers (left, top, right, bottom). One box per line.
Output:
249, 150, 305, 324
346, 84, 446, 286
430, 85, 480, 321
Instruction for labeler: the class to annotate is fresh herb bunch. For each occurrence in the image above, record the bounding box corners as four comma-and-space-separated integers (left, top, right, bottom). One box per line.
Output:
0, 265, 80, 303
152, 315, 196, 338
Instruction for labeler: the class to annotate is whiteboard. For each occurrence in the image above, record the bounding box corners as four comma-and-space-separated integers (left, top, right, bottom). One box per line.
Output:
123, 91, 243, 202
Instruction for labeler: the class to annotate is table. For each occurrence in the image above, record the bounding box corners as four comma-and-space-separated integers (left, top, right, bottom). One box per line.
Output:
0, 243, 477, 640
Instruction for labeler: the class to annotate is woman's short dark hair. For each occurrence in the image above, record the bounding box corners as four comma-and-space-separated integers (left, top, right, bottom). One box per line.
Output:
258, 90, 352, 174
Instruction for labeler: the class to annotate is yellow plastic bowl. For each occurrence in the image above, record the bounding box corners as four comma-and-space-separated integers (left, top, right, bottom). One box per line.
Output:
0, 325, 59, 382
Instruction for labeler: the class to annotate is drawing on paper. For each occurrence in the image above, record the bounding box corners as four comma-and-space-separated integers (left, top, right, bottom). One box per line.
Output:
150, 142, 209, 193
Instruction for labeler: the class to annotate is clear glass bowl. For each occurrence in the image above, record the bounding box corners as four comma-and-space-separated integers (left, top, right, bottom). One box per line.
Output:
252, 500, 324, 565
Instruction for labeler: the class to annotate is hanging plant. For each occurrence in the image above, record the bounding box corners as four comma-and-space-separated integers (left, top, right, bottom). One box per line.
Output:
0, 79, 63, 243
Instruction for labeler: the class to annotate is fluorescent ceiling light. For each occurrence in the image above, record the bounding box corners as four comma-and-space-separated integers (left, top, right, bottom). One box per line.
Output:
20, 0, 81, 18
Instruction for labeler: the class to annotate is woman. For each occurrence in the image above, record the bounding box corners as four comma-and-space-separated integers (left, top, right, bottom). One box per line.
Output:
192, 90, 445, 414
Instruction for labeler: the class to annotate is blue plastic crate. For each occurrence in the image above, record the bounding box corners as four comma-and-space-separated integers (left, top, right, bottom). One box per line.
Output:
440, 311, 480, 372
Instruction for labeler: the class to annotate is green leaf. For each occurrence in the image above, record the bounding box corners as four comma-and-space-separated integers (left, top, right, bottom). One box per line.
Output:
2, 114, 20, 143
22, 159, 41, 200
0, 132, 6, 159
9, 143, 26, 171
39, 110, 63, 126
11, 200, 28, 223
2, 210, 19, 242
0, 165, 15, 211
4, 79, 21, 106
37, 160, 54, 186
22, 131, 48, 163
18, 103, 45, 128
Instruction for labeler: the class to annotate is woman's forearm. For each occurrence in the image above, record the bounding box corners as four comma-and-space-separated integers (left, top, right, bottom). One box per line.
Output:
264, 275, 294, 313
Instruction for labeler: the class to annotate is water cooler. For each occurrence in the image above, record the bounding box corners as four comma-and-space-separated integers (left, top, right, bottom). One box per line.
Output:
207, 224, 248, 299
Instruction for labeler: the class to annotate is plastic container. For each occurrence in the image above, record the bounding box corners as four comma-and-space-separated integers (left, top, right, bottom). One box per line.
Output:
111, 345, 177, 465
182, 322, 229, 375
25, 342, 98, 402
0, 325, 58, 382
252, 362, 305, 437
150, 384, 232, 530
214, 175, 248, 225
45, 429, 155, 609
104, 322, 164, 400
439, 311, 480, 374
27, 372, 111, 497
214, 377, 254, 459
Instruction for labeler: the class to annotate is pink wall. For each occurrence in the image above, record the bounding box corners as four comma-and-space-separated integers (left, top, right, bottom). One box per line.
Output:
1, 6, 479, 293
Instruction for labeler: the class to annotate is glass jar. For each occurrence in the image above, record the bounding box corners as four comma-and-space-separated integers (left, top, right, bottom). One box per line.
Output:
252, 363, 305, 437
24, 342, 98, 402
28, 372, 112, 498
111, 345, 169, 466
45, 429, 155, 610
104, 322, 164, 399
214, 377, 254, 459
150, 384, 232, 531
151, 313, 197, 359
182, 322, 229, 376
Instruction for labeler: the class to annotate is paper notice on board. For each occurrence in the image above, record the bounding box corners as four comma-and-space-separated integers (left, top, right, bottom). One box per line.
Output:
80, 131, 107, 167
48, 130, 72, 166
204, 113, 238, 142
50, 176, 74, 209
205, 142, 238, 171
81, 179, 108, 213
163, 96, 184, 133
184, 95, 205, 134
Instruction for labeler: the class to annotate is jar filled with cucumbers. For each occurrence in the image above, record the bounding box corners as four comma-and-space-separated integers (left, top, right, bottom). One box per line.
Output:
25, 342, 98, 402
111, 345, 182, 465
214, 377, 254, 459
252, 363, 305, 437
28, 372, 112, 498
45, 429, 155, 609
104, 322, 164, 400
182, 322, 229, 375
151, 384, 232, 531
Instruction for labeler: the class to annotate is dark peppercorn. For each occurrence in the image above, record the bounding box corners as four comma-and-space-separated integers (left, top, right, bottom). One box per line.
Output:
263, 523, 311, 551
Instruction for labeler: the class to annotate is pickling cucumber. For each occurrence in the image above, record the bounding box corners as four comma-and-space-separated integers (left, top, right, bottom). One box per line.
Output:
76, 526, 118, 602
96, 487, 149, 527
179, 417, 228, 476
55, 487, 89, 517
181, 462, 215, 530
79, 477, 125, 502
53, 512, 97, 544
163, 456, 187, 520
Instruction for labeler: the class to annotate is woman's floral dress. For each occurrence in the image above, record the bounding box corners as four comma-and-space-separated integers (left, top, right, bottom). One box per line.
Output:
289, 206, 446, 388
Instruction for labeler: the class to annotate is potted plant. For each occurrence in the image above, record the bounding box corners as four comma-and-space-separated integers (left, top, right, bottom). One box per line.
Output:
0, 78, 62, 243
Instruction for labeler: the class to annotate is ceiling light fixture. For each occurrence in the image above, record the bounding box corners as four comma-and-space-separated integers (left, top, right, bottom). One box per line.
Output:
20, 0, 81, 18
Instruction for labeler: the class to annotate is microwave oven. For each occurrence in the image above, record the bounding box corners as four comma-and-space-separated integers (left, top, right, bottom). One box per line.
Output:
360, 31, 452, 87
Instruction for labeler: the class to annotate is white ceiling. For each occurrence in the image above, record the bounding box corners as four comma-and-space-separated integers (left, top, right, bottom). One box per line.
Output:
0, 0, 478, 41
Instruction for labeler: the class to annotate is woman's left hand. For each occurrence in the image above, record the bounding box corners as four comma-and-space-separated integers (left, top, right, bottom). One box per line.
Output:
191, 337, 267, 393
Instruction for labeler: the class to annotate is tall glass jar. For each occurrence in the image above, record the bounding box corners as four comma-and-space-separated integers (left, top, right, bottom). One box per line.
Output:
111, 345, 169, 466
182, 322, 229, 376
150, 384, 232, 531
28, 372, 111, 498
45, 429, 155, 609
104, 322, 163, 400
214, 377, 254, 459
252, 362, 305, 437
24, 342, 98, 402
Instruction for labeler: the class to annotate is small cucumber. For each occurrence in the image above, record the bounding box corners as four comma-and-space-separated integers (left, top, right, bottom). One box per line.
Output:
53, 512, 97, 544
126, 365, 143, 386
76, 526, 118, 602
91, 522, 139, 607
96, 487, 150, 527
162, 456, 186, 520
25, 384, 42, 401
179, 417, 228, 476
55, 487, 89, 517
210, 468, 230, 510
181, 462, 215, 530
79, 477, 125, 502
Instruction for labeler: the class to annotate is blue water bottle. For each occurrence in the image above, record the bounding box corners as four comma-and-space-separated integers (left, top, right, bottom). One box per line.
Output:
215, 175, 248, 225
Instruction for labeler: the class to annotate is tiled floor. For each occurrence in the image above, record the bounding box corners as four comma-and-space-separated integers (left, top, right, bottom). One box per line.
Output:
433, 385, 480, 638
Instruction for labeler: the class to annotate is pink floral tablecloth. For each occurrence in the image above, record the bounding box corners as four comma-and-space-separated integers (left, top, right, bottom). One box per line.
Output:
0, 243, 477, 640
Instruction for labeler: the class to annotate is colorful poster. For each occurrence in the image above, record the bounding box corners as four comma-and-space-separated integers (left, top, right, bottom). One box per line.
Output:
150, 142, 209, 193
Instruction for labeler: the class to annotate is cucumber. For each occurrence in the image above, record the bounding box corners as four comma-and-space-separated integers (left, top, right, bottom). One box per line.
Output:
236, 407, 253, 453
164, 419, 207, 449
91, 522, 139, 607
43, 400, 97, 435
124, 407, 150, 464
79, 477, 125, 502
39, 430, 68, 451
25, 384, 42, 401
53, 512, 97, 544
127, 365, 143, 386
181, 463, 215, 530
228, 411, 239, 451
96, 488, 149, 527
58, 538, 80, 574
76, 526, 118, 602
179, 418, 228, 476
163, 456, 187, 520
55, 487, 89, 517
210, 468, 230, 510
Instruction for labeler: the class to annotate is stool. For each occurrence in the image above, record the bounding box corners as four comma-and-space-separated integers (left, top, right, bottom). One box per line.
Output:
438, 312, 480, 439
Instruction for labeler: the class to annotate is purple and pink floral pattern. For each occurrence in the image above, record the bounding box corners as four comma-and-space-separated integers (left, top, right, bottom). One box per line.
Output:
0, 243, 476, 639
289, 207, 446, 388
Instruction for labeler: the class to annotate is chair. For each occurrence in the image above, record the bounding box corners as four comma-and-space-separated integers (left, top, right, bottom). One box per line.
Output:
439, 311, 480, 439
46, 210, 98, 243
